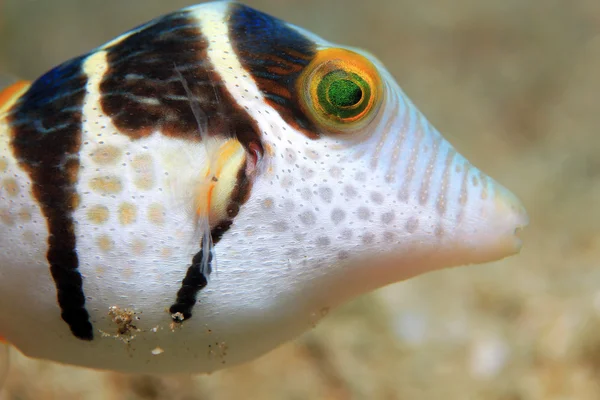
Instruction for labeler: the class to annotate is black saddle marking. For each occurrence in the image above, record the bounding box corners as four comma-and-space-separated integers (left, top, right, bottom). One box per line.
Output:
9, 55, 93, 340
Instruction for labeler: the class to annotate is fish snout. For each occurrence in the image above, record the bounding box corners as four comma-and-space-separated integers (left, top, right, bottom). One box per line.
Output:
456, 179, 529, 264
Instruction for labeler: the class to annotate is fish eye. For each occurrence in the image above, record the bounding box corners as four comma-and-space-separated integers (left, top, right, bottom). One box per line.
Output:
298, 48, 384, 132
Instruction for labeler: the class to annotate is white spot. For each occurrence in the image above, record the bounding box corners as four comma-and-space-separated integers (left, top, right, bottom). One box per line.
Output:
468, 336, 509, 379
393, 311, 427, 345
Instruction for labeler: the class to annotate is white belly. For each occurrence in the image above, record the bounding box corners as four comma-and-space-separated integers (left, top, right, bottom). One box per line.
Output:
0, 112, 324, 374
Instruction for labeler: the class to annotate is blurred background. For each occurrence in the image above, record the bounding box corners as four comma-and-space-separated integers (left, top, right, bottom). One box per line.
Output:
1, 0, 599, 398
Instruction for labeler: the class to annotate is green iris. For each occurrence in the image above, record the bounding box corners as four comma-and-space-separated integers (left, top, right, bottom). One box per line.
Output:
328, 79, 362, 107
317, 70, 371, 120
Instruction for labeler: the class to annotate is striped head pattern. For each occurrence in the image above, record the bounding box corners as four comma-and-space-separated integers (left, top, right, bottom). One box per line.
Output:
0, 1, 528, 374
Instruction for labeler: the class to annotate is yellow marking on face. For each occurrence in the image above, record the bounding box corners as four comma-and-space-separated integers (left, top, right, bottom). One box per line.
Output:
0, 80, 30, 114
90, 176, 123, 194
87, 205, 110, 224
0, 159, 7, 173
118, 203, 137, 225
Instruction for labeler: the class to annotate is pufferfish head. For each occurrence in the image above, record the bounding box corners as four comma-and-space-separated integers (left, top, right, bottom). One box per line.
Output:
212, 3, 529, 305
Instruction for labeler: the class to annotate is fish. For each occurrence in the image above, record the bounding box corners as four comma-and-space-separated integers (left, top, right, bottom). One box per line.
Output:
0, 1, 528, 375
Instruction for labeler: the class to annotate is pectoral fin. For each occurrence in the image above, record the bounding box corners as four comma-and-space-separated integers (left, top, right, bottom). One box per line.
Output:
170, 137, 257, 323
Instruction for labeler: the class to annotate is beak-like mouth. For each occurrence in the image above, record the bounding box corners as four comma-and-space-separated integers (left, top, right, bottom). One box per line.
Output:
485, 189, 530, 260
512, 224, 527, 252
512, 202, 530, 245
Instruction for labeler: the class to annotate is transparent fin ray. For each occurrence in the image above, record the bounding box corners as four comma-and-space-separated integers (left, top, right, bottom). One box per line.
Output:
174, 65, 215, 279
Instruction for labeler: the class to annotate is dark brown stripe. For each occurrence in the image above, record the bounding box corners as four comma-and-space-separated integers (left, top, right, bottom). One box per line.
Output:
99, 9, 263, 153
169, 249, 210, 321
99, 9, 265, 320
8, 56, 93, 340
228, 3, 319, 138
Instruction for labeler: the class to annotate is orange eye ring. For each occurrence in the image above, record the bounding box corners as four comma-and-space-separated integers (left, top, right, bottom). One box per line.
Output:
298, 48, 383, 132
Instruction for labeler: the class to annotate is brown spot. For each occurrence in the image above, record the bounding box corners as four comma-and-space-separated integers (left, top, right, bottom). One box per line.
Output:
87, 205, 110, 224
91, 145, 122, 165
122, 267, 133, 279
22, 230, 35, 243
90, 175, 123, 194
108, 306, 139, 336
118, 203, 137, 225
132, 239, 146, 255
0, 208, 15, 226
0, 159, 7, 173
95, 265, 106, 276
18, 207, 31, 222
97, 235, 114, 252
147, 203, 165, 225
2, 178, 19, 197
131, 154, 155, 190
161, 247, 173, 257
262, 197, 274, 210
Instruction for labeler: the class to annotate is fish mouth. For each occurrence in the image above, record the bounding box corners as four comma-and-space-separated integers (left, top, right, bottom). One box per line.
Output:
512, 198, 530, 249
497, 207, 529, 258
512, 224, 527, 253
